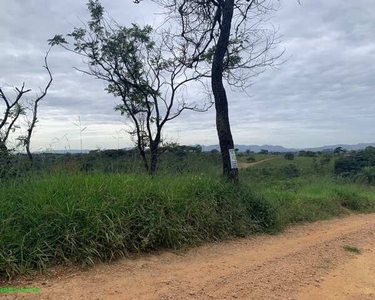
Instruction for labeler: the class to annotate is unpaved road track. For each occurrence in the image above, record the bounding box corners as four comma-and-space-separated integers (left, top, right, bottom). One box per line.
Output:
2, 213, 375, 300
238, 157, 277, 169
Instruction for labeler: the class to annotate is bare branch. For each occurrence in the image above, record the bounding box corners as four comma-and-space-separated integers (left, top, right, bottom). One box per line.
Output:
24, 47, 54, 160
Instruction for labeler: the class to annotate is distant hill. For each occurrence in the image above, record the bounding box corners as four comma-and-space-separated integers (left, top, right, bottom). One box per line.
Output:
304, 143, 375, 152
201, 143, 375, 153
37, 149, 91, 154
201, 144, 297, 153
38, 143, 375, 154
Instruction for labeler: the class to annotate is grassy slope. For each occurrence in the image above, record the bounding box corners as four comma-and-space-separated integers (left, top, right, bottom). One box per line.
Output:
1, 154, 375, 277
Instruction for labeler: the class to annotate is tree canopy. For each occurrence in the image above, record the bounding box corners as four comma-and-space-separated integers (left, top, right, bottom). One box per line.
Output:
49, 0, 211, 174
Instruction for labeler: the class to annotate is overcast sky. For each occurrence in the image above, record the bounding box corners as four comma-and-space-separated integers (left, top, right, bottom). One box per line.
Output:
1, 0, 374, 151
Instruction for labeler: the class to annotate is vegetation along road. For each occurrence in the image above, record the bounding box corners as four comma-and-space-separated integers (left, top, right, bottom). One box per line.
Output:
3, 212, 375, 300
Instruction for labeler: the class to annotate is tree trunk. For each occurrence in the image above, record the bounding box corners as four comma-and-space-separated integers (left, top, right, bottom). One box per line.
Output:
26, 145, 33, 160
139, 148, 149, 173
0, 140, 10, 178
211, 0, 238, 183
135, 132, 150, 173
149, 142, 159, 175
0, 140, 8, 157
0, 140, 6, 149
26, 129, 33, 160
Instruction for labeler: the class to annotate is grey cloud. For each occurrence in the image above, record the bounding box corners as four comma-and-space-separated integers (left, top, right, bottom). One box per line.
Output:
1, 0, 374, 150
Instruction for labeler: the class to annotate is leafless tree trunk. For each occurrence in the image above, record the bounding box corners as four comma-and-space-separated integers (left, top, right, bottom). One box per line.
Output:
1, 49, 53, 159
24, 49, 53, 160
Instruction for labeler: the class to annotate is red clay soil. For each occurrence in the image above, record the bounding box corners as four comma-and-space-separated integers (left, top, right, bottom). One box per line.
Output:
1, 213, 375, 300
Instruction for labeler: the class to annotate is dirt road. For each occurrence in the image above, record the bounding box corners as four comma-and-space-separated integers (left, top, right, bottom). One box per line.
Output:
2, 213, 375, 300
238, 157, 277, 169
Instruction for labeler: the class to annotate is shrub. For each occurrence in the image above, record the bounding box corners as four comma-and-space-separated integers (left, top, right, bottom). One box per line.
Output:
247, 156, 256, 162
334, 157, 360, 176
335, 147, 375, 177
355, 167, 375, 185
320, 154, 332, 166
284, 152, 295, 160
281, 164, 300, 178
299, 150, 316, 157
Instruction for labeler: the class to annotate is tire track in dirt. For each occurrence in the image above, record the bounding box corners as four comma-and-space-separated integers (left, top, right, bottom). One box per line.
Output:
2, 213, 375, 300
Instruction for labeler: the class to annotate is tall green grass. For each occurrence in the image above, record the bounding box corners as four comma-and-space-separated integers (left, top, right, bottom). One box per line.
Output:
0, 173, 256, 277
1, 154, 375, 278
249, 178, 375, 230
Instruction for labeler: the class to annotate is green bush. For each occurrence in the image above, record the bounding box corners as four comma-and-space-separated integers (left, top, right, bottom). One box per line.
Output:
354, 167, 375, 185
247, 156, 256, 162
334, 157, 360, 176
334, 147, 375, 177
281, 164, 300, 178
299, 150, 317, 157
284, 153, 295, 160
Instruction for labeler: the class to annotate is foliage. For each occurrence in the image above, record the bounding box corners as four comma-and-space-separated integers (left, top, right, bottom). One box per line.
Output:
298, 150, 317, 157
281, 164, 300, 178
334, 157, 359, 175
320, 154, 332, 165
0, 87, 28, 151
312, 154, 332, 174
343, 245, 361, 254
247, 156, 256, 163
49, 0, 210, 174
284, 152, 295, 160
333, 147, 347, 155
0, 148, 11, 179
354, 167, 375, 185
334, 147, 375, 177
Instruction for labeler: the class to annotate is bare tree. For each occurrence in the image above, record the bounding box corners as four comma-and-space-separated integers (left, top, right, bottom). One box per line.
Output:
1, 50, 53, 160
136, 0, 285, 182
0, 84, 30, 154
21, 49, 53, 160
49, 0, 211, 174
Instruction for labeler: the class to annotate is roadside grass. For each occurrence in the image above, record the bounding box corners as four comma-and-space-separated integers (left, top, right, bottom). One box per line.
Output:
246, 178, 375, 231
343, 245, 361, 254
0, 173, 257, 278
240, 156, 375, 230
1, 153, 374, 278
